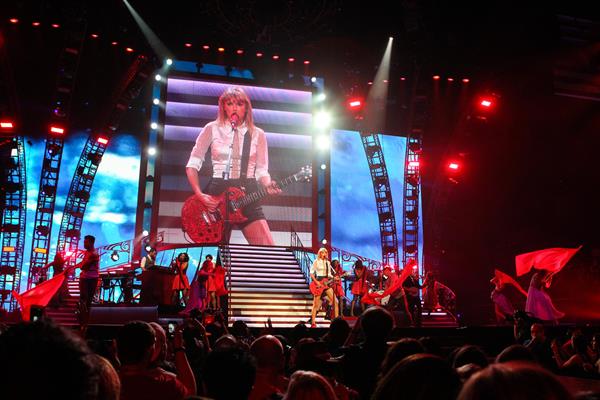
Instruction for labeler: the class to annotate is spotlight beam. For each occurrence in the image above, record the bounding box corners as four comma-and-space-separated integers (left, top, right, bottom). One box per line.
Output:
122, 0, 172, 59
364, 37, 393, 132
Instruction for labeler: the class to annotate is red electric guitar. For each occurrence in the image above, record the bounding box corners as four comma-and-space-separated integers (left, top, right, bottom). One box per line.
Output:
310, 277, 335, 297
181, 166, 311, 243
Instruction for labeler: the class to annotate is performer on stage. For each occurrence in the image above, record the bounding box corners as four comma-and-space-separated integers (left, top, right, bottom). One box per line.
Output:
140, 247, 157, 271
172, 253, 191, 306
490, 275, 515, 323
200, 254, 218, 310
213, 261, 227, 310
350, 260, 368, 316
185, 86, 281, 245
525, 269, 564, 324
331, 259, 346, 316
43, 252, 67, 306
402, 264, 424, 327
310, 248, 338, 327
73, 235, 100, 331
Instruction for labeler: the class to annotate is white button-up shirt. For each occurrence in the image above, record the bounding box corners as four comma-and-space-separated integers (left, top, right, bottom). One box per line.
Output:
186, 120, 270, 180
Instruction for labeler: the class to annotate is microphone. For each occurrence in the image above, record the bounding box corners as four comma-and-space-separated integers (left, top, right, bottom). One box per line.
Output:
230, 114, 239, 130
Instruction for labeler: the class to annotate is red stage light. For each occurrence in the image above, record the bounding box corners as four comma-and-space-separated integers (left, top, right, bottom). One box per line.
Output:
1, 121, 15, 129
91, 33, 99, 38
111, 41, 118, 46
408, 161, 420, 168
185, 43, 192, 48
32, 21, 41, 27
125, 47, 134, 52
51, 23, 60, 28
9, 18, 18, 24
448, 162, 460, 170
272, 55, 280, 60
303, 60, 310, 65
97, 137, 109, 145
432, 75, 440, 80
480, 99, 493, 107
447, 77, 454, 82
383, 79, 389, 83
400, 77, 406, 81
217, 47, 225, 52
236, 49, 243, 55
256, 52, 263, 57
367, 81, 373, 85
49, 126, 65, 135
462, 78, 470, 83
202, 45, 210, 50
288, 57, 295, 62
348, 100, 362, 108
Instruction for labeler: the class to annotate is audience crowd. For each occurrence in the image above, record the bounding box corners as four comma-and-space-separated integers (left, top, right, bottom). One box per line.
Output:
1, 307, 600, 400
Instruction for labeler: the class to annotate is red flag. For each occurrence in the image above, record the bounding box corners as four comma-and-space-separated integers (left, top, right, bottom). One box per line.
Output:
515, 246, 582, 276
494, 269, 528, 296
12, 272, 66, 321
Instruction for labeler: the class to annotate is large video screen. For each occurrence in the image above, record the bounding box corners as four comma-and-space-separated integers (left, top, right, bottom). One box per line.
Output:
157, 77, 313, 247
20, 132, 141, 291
330, 130, 423, 266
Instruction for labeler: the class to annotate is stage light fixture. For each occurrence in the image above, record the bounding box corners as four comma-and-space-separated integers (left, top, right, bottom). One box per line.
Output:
447, 77, 454, 82
51, 23, 60, 28
1, 120, 15, 129
32, 22, 41, 27
400, 77, 406, 81
144, 244, 152, 252
150, 122, 158, 130
147, 147, 157, 156
320, 164, 327, 170
315, 93, 326, 102
480, 99, 492, 108
432, 75, 440, 80
321, 239, 328, 245
256, 52, 263, 57
316, 135, 330, 149
47, 143, 61, 155
203, 45, 210, 50
111, 41, 118, 46
91, 33, 99, 38
11, 148, 18, 157
166, 58, 173, 65
408, 160, 420, 168
9, 18, 18, 24
110, 250, 119, 262
367, 81, 373, 85
142, 230, 149, 236
97, 137, 109, 145
288, 57, 295, 62
49, 126, 65, 135
236, 49, 244, 55
153, 98, 160, 105
155, 74, 162, 81
314, 111, 332, 129
303, 60, 310, 65
185, 43, 192, 48
218, 47, 225, 52
310, 77, 317, 83
462, 78, 470, 83
348, 99, 363, 109
448, 162, 460, 170
35, 225, 50, 236
125, 47, 134, 53
272, 55, 280, 60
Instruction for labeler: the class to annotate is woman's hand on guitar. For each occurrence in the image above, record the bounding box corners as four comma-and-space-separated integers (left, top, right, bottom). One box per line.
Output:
197, 193, 219, 212
260, 177, 282, 196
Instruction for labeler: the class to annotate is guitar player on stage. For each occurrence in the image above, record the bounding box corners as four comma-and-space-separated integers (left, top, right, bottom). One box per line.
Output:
402, 264, 425, 327
185, 86, 281, 245
309, 247, 339, 328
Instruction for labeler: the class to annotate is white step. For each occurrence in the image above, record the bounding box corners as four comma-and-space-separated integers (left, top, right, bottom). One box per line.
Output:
228, 271, 305, 278
228, 315, 327, 323
231, 309, 312, 317
230, 276, 307, 283
230, 262, 300, 269
224, 244, 290, 251
233, 281, 308, 288
232, 304, 313, 310
230, 266, 302, 274
231, 255, 296, 261
230, 292, 312, 299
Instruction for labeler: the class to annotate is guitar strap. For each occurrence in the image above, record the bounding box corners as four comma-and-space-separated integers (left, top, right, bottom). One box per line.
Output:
240, 129, 252, 180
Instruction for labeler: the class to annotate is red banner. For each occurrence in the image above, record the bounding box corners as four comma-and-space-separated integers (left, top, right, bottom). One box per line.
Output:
515, 246, 582, 276
12, 272, 66, 321
494, 269, 528, 296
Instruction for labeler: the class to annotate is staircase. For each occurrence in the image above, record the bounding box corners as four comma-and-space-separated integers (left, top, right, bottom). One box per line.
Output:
44, 279, 80, 326
223, 244, 330, 328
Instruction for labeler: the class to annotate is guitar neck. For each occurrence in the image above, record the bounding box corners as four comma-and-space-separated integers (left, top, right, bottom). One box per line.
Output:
235, 175, 297, 209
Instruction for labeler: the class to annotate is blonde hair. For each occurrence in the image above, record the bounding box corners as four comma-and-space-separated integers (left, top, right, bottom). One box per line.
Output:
284, 370, 337, 400
217, 87, 255, 131
317, 247, 328, 259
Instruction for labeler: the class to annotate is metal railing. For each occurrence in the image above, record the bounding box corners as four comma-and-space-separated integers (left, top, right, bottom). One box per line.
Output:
290, 230, 315, 283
